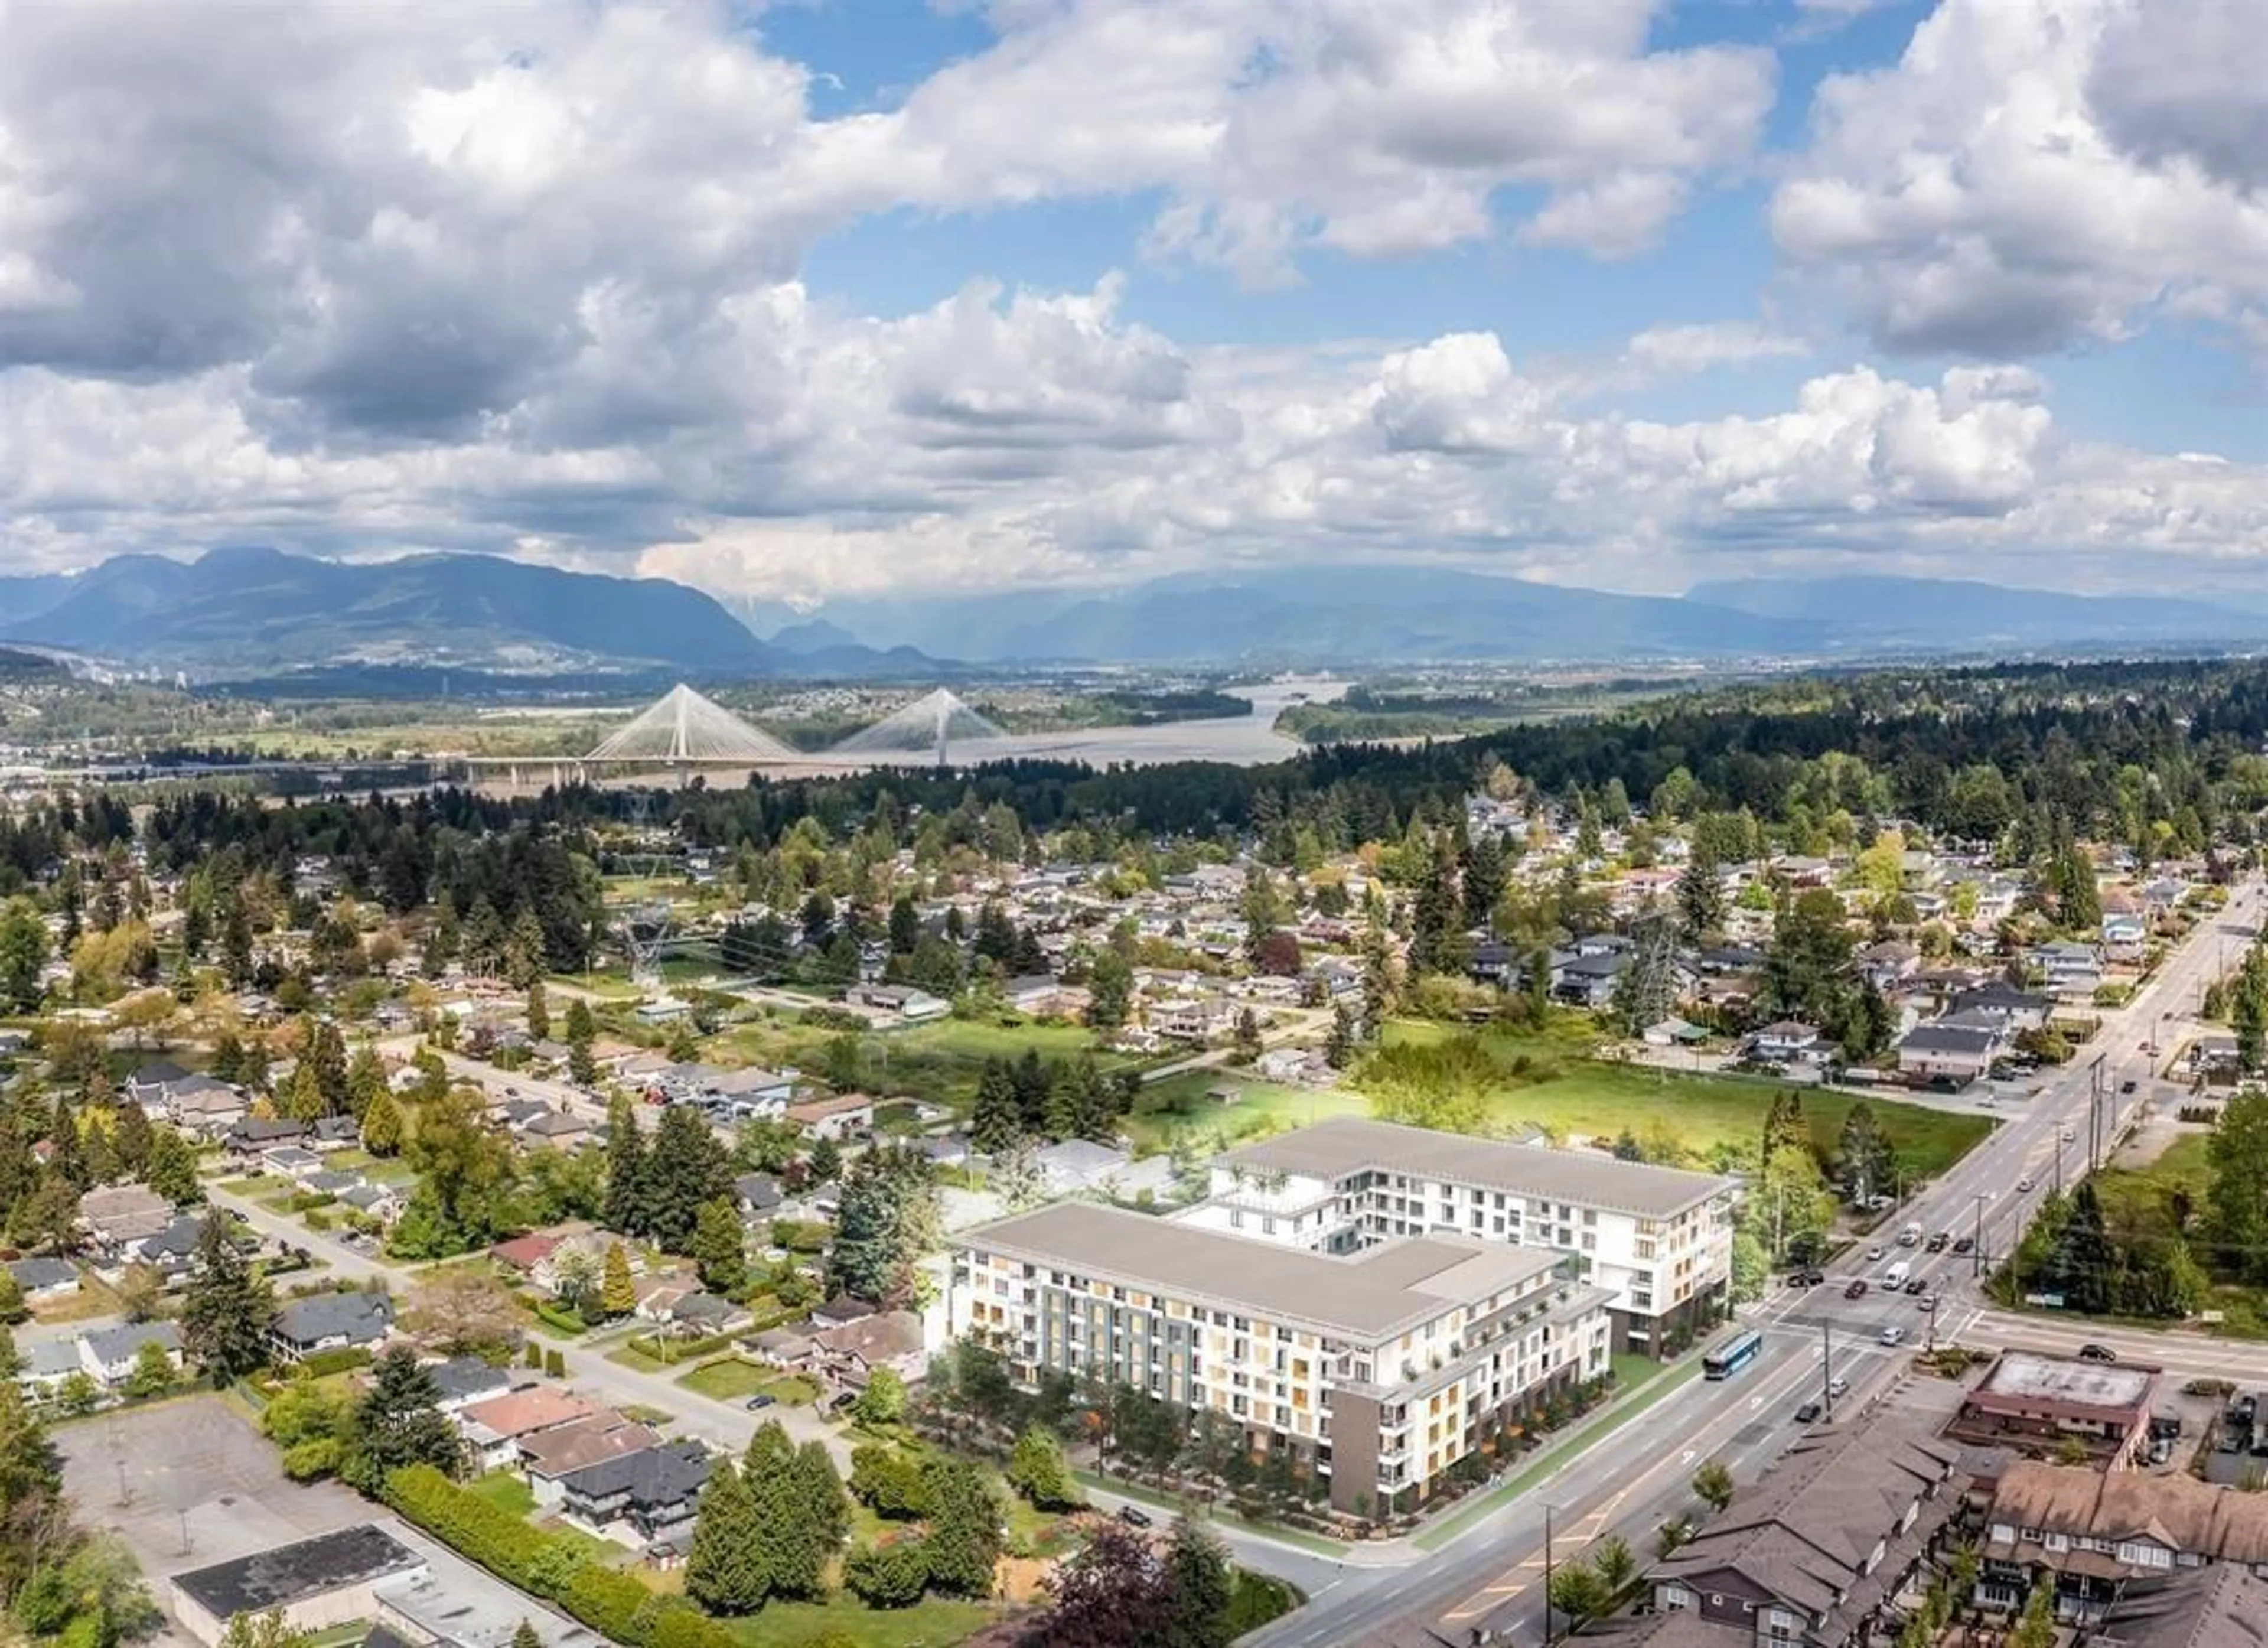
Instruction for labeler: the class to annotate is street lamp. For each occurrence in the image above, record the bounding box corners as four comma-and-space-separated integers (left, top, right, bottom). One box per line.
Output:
1970, 1192, 1990, 1279
1542, 1501, 1566, 1646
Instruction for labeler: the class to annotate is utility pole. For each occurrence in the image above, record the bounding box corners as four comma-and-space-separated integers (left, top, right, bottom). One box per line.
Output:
1821, 1318, 1835, 1417
1542, 1502, 1559, 1646
1971, 1192, 1990, 1279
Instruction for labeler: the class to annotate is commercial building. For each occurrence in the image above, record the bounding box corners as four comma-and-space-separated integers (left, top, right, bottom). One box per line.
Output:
950, 1200, 1613, 1515
171, 1526, 426, 1648
1182, 1116, 1735, 1353
1948, 1349, 2162, 1467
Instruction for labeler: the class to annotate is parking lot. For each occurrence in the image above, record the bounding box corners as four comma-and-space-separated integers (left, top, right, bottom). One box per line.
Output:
55, 1396, 592, 1648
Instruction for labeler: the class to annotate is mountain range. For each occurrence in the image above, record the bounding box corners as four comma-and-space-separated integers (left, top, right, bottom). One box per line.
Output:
6, 549, 2266, 677
0, 546, 934, 678
736, 565, 2268, 665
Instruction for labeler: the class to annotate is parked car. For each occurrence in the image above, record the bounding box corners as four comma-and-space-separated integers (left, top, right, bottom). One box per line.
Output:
2080, 1343, 2118, 1363
744, 1393, 776, 1411
1116, 1506, 1153, 1528
1795, 1400, 1823, 1424
1844, 1279, 1869, 1299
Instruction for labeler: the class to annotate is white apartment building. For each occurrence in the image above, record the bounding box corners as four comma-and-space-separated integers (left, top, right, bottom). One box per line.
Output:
951, 1200, 1613, 1515
1179, 1116, 1736, 1354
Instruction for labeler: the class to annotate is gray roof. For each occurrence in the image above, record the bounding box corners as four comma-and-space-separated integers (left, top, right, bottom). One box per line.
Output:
7, 1256, 77, 1291
274, 1289, 393, 1347
1900, 1022, 1999, 1056
173, 1525, 423, 1622
959, 1201, 1566, 1343
1216, 1116, 1733, 1220
559, 1437, 713, 1509
426, 1356, 515, 1405
83, 1320, 181, 1366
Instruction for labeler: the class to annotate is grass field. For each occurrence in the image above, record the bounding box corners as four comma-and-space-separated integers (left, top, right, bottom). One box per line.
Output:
466, 1470, 537, 1517
715, 1594, 993, 1648
1371, 1022, 1991, 1175
1127, 1074, 1363, 1153
676, 1357, 820, 1406
2096, 1131, 2212, 1227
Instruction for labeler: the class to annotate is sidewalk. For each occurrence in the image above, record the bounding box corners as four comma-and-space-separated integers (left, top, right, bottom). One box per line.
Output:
1074, 1353, 1705, 1571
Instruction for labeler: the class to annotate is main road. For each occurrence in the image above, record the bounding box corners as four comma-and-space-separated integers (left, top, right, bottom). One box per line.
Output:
1250, 880, 2266, 1648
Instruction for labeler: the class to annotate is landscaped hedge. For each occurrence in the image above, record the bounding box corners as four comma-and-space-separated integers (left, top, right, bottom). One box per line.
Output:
296, 1347, 374, 1377
532, 1300, 589, 1335
627, 1331, 734, 1363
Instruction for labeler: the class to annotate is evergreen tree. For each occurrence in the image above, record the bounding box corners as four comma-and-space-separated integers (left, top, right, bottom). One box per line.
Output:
788, 1441, 849, 1592
145, 1126, 201, 1203
1156, 1519, 1237, 1648
180, 1213, 276, 1383
686, 1458, 767, 1614
346, 1347, 462, 1489
1461, 831, 1507, 929
346, 1044, 386, 1121
360, 1090, 403, 1157
510, 1621, 542, 1648
283, 1060, 326, 1123
970, 1057, 1023, 1155
1009, 1050, 1054, 1135
601, 1241, 637, 1318
1086, 947, 1133, 1035
1762, 1090, 1812, 1162
1231, 1008, 1262, 1066
1407, 830, 1469, 978
829, 1144, 939, 1307
1324, 1005, 1356, 1070
922, 1457, 1005, 1597
2210, 1087, 2268, 1284
809, 1134, 843, 1185
690, 1197, 747, 1295
526, 981, 549, 1042
646, 1103, 731, 1252
1006, 1423, 1079, 1510
603, 1095, 649, 1237
1833, 1103, 1896, 1204
1677, 842, 1726, 940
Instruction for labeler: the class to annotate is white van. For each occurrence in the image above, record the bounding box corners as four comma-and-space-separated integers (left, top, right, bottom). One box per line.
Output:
1884, 1259, 1912, 1289
1898, 1222, 1923, 1247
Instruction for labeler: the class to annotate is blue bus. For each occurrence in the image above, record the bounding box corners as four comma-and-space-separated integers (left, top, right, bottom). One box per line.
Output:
1703, 1328, 1764, 1380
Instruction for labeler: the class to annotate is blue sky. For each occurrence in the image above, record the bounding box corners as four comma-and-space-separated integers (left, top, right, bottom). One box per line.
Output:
0, 0, 2260, 602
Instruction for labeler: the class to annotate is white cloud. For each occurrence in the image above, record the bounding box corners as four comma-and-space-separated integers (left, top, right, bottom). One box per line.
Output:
1621, 322, 1811, 381
1772, 0, 2268, 357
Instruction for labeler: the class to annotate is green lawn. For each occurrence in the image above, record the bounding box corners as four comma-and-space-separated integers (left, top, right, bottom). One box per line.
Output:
2095, 1132, 2212, 1227
1127, 1074, 1364, 1154
467, 1470, 536, 1517
715, 1594, 993, 1648
1373, 1022, 1991, 1177
676, 1357, 820, 1407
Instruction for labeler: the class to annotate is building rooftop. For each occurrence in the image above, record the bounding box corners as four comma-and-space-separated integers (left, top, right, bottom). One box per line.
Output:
459, 1386, 598, 1441
1974, 1349, 2157, 1415
960, 1201, 1565, 1343
174, 1525, 424, 1623
1214, 1115, 1733, 1219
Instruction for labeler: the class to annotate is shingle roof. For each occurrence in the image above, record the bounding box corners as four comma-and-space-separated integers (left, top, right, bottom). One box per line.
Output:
1216, 1115, 1733, 1219
273, 1290, 392, 1347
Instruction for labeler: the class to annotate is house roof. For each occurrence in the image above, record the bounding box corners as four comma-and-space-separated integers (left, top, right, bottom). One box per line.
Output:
960, 1201, 1565, 1343
426, 1356, 516, 1405
460, 1386, 599, 1440
520, 1413, 660, 1478
490, 1232, 566, 1270
83, 1320, 181, 1366
558, 1437, 712, 1508
812, 1309, 922, 1366
1216, 1115, 1732, 1220
2098, 1563, 2268, 1648
274, 1291, 392, 1347
1899, 1022, 2000, 1057
7, 1256, 77, 1290
1989, 1461, 2268, 1568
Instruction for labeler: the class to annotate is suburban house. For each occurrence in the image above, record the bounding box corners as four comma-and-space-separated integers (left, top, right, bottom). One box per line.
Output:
803, 1309, 926, 1395
1643, 1415, 1964, 1644
269, 1291, 393, 1364
2034, 941, 2104, 995
80, 1321, 184, 1386
733, 1173, 783, 1217
784, 1093, 873, 1141
125, 1060, 194, 1109
168, 1076, 247, 1132
455, 1387, 601, 1474
558, 1438, 714, 1549
77, 1184, 175, 1251
6, 1256, 79, 1304
523, 1413, 662, 1506
843, 983, 950, 1022
1897, 1022, 2001, 1087
1034, 1138, 1130, 1196
424, 1357, 516, 1415
1947, 982, 2052, 1033
225, 1117, 309, 1158
1749, 1021, 1823, 1063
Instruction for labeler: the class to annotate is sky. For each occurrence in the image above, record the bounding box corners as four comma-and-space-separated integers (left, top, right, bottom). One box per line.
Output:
0, 0, 2263, 609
